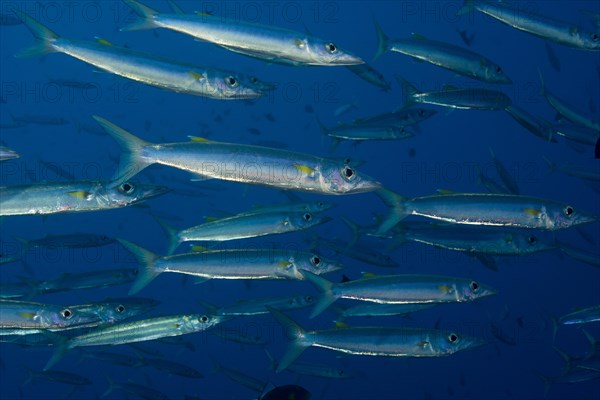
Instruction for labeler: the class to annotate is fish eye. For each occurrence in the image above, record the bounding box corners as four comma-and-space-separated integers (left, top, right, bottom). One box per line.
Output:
592, 33, 599, 41
310, 255, 321, 266
61, 309, 73, 319
527, 236, 537, 244
199, 315, 209, 323
225, 76, 239, 87
418, 109, 425, 116
305, 295, 313, 302
250, 76, 258, 83
116, 305, 125, 313
563, 206, 574, 217
342, 166, 355, 181
325, 42, 337, 54
303, 213, 312, 221
119, 182, 134, 194
448, 333, 459, 343
496, 66, 502, 73
318, 202, 324, 207
469, 281, 479, 292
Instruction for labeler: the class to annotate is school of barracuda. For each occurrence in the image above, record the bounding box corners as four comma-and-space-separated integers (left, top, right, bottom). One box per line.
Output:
0, 0, 599, 399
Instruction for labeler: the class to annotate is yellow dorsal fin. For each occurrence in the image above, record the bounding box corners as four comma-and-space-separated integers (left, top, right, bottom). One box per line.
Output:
293, 164, 315, 175
95, 37, 113, 46
189, 71, 205, 81
335, 321, 351, 329
19, 312, 36, 319
438, 284, 452, 293
190, 245, 208, 252
523, 208, 542, 217
67, 191, 91, 199
362, 272, 377, 278
277, 260, 291, 268
188, 136, 211, 143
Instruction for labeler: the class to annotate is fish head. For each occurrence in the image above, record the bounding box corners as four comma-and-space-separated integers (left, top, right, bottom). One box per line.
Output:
243, 73, 277, 92
305, 200, 336, 213
458, 279, 496, 302
319, 163, 382, 194
105, 181, 169, 207
409, 108, 437, 123
202, 71, 265, 99
47, 307, 100, 329
574, 30, 600, 50
436, 331, 488, 355
484, 63, 512, 84
296, 253, 342, 276
306, 39, 364, 66
91, 298, 161, 323
190, 314, 228, 331
548, 203, 597, 230
289, 211, 333, 229
513, 232, 556, 253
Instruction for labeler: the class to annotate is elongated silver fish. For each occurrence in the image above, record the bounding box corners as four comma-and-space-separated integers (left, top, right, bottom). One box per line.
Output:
504, 105, 557, 142
15, 11, 269, 99
302, 271, 495, 317
69, 298, 159, 324
539, 71, 600, 132
346, 63, 391, 90
559, 305, 600, 325
158, 210, 331, 254
0, 146, 19, 161
551, 123, 600, 146
266, 349, 353, 379
375, 189, 596, 234
0, 180, 167, 216
375, 22, 510, 84
458, 0, 600, 50
0, 300, 99, 332
17, 233, 115, 250
318, 119, 414, 142
44, 313, 225, 370
202, 294, 314, 316
118, 239, 341, 295
332, 303, 437, 320
389, 221, 556, 257
269, 308, 486, 372
544, 158, 600, 182
351, 108, 437, 128
121, 0, 363, 66
397, 76, 511, 110
93, 116, 381, 195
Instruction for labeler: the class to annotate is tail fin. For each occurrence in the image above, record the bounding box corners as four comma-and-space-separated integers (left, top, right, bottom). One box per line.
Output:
13, 10, 59, 58
267, 307, 310, 372
43, 335, 70, 371
152, 214, 181, 255
372, 17, 389, 62
340, 217, 361, 248
456, 0, 475, 16
101, 376, 117, 398
552, 346, 572, 374
117, 239, 161, 295
300, 270, 338, 318
374, 188, 408, 235
394, 75, 418, 108
92, 116, 152, 183
120, 0, 160, 31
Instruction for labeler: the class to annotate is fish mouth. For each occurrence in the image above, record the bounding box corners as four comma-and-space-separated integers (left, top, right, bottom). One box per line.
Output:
347, 178, 383, 194
333, 53, 365, 66
141, 185, 171, 199
316, 216, 334, 225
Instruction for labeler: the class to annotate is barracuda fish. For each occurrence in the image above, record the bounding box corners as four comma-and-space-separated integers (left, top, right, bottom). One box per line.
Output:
69, 298, 159, 324
315, 236, 398, 267
346, 63, 391, 90
16, 233, 116, 250
504, 105, 557, 142
118, 239, 341, 295
318, 119, 414, 143
0, 300, 100, 333
269, 308, 486, 372
14, 11, 269, 100
30, 268, 139, 297
121, 0, 364, 66
375, 22, 510, 84
488, 148, 519, 194
141, 357, 204, 379
201, 294, 314, 316
539, 72, 600, 131
332, 303, 437, 321
0, 180, 167, 217
389, 222, 556, 257
544, 158, 600, 182
0, 146, 19, 161
375, 189, 596, 234
551, 123, 600, 146
351, 108, 437, 128
397, 76, 511, 110
559, 305, 600, 325
236, 199, 334, 216
93, 116, 381, 195
158, 210, 331, 254
266, 349, 354, 379
44, 313, 225, 370
457, 0, 600, 50
301, 271, 495, 318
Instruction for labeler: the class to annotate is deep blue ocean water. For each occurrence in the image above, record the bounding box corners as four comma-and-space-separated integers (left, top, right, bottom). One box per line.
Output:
1, 1, 599, 399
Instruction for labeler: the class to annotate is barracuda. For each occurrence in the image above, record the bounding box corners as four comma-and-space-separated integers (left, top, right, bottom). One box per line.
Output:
14, 11, 269, 100
93, 116, 382, 195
